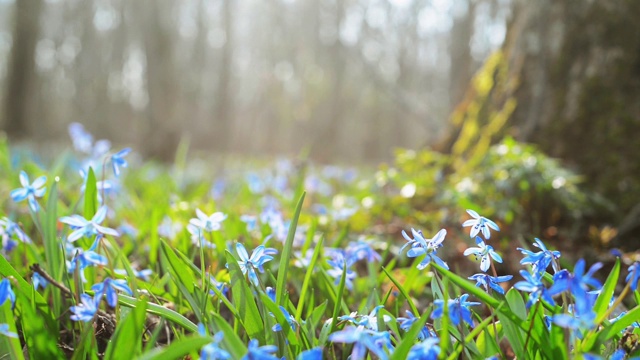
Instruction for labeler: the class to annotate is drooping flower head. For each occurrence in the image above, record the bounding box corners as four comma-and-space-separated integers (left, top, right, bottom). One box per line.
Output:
91, 277, 133, 307
241, 339, 279, 360
513, 270, 555, 308
463, 236, 503, 272
468, 273, 513, 295
408, 338, 440, 360
10, 171, 47, 212
329, 326, 390, 360
70, 294, 99, 322
0, 279, 16, 309
462, 209, 500, 239
198, 324, 231, 360
110, 148, 131, 177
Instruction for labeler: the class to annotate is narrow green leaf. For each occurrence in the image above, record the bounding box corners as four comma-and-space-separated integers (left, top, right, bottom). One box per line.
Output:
135, 335, 211, 360
105, 299, 148, 360
260, 293, 300, 346
211, 312, 248, 359
597, 304, 640, 343
295, 235, 323, 322
329, 258, 348, 334
15, 291, 64, 359
381, 266, 419, 316
83, 167, 98, 219
159, 240, 203, 319
390, 309, 430, 360
594, 258, 620, 323
43, 179, 63, 320
117, 294, 198, 332
225, 250, 265, 341
0, 302, 25, 360
276, 192, 305, 306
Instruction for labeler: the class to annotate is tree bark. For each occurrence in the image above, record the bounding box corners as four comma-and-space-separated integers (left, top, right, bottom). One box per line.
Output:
3, 0, 43, 139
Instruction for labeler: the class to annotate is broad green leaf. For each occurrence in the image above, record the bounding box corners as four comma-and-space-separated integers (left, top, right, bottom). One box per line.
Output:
0, 301, 25, 360
105, 299, 148, 360
594, 258, 620, 323
15, 291, 64, 359
159, 240, 203, 320
276, 192, 305, 306
225, 251, 265, 341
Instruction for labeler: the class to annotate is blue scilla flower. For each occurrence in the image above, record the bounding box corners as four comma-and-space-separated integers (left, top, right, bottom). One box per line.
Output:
407, 338, 440, 360
626, 262, 640, 291
553, 306, 596, 332
463, 236, 503, 272
242, 339, 279, 360
32, 272, 48, 291
468, 273, 513, 295
114, 268, 153, 282
59, 206, 119, 242
70, 294, 99, 322
0, 217, 31, 244
91, 277, 133, 307
327, 253, 357, 290
462, 209, 500, 239
198, 324, 231, 360
431, 294, 480, 328
0, 279, 16, 309
10, 171, 46, 212
329, 326, 389, 360
0, 323, 18, 338
339, 306, 390, 331
548, 259, 603, 312
401, 228, 448, 270
346, 239, 381, 262
190, 209, 227, 233
110, 148, 131, 177
517, 238, 561, 274
231, 243, 274, 287
271, 305, 297, 332
397, 310, 434, 340
297, 348, 323, 360
67, 248, 108, 283
513, 270, 555, 308
68, 122, 93, 154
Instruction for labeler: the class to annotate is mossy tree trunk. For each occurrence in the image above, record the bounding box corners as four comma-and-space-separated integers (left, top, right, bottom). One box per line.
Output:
444, 0, 640, 219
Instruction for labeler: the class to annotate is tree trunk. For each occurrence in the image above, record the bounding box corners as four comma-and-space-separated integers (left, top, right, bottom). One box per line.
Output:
3, 0, 43, 139
442, 0, 640, 219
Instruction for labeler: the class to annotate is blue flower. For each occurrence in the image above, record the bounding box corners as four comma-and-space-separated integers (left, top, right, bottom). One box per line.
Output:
68, 122, 94, 154
10, 171, 46, 212
0, 279, 16, 309
548, 259, 602, 312
401, 228, 449, 270
462, 209, 500, 239
70, 294, 99, 322
67, 249, 108, 283
32, 272, 48, 291
59, 206, 119, 242
198, 324, 231, 360
517, 238, 561, 274
91, 277, 133, 307
553, 307, 596, 331
346, 239, 381, 262
297, 348, 323, 360
190, 209, 227, 232
626, 262, 640, 291
241, 339, 279, 360
0, 217, 31, 244
339, 306, 389, 331
110, 148, 131, 177
271, 305, 297, 332
114, 268, 153, 282
397, 310, 433, 340
0, 323, 18, 338
431, 294, 480, 327
327, 254, 357, 290
407, 338, 440, 360
468, 273, 513, 295
463, 236, 503, 272
513, 270, 555, 308
329, 326, 389, 360
232, 243, 273, 286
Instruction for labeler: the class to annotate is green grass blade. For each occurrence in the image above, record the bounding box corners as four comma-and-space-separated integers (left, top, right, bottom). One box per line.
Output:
135, 335, 212, 360
0, 302, 25, 360
390, 309, 430, 360
295, 235, 323, 322
43, 179, 64, 320
329, 258, 348, 334
83, 167, 98, 219
15, 290, 64, 359
105, 299, 148, 360
594, 258, 620, 323
117, 294, 198, 332
211, 312, 248, 359
276, 192, 305, 307
381, 266, 419, 316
